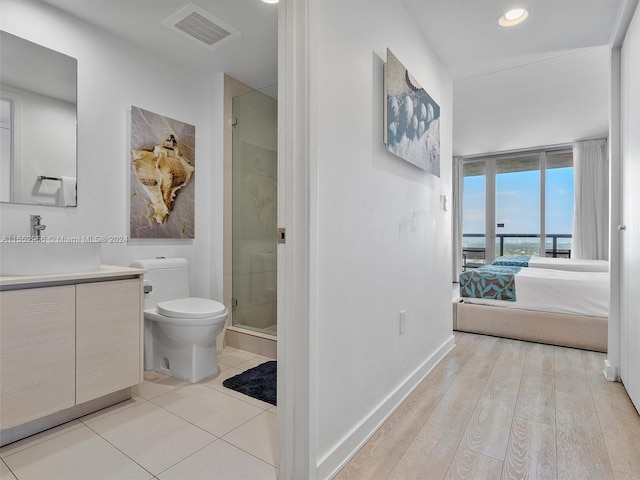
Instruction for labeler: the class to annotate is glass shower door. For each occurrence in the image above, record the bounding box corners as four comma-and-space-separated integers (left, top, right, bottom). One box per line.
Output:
231, 88, 278, 337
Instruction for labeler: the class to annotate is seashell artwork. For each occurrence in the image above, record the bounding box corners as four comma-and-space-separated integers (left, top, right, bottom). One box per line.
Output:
384, 48, 440, 176
132, 134, 194, 224
130, 106, 195, 238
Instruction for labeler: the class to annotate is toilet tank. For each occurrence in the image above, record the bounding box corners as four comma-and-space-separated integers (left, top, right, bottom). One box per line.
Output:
130, 258, 191, 309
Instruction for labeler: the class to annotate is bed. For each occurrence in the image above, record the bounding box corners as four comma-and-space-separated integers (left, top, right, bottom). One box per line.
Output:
454, 264, 609, 352
492, 255, 609, 272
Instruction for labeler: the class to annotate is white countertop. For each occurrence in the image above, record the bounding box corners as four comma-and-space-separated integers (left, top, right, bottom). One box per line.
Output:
0, 265, 145, 288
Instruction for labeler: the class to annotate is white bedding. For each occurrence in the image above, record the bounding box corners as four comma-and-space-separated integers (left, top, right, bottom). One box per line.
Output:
527, 256, 609, 272
461, 267, 609, 318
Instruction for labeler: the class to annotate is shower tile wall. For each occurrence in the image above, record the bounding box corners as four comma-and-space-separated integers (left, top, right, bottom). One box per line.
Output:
232, 89, 277, 334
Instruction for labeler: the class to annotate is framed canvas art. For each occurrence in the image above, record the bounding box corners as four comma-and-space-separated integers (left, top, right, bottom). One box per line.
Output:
384, 48, 440, 176
130, 106, 196, 238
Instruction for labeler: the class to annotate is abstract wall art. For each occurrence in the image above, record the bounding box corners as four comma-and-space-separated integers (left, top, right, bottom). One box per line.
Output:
130, 106, 196, 238
384, 48, 441, 176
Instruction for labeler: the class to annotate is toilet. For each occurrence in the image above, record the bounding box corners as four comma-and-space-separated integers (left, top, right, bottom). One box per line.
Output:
130, 258, 228, 383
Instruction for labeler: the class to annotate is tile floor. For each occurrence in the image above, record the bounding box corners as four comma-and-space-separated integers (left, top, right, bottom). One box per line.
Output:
0, 347, 277, 480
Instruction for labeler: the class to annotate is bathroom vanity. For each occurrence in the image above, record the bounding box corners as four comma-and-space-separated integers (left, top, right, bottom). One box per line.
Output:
0, 266, 144, 446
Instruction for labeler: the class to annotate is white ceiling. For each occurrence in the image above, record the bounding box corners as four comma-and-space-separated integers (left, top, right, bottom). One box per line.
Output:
39, 0, 625, 86
403, 0, 623, 82
39, 0, 278, 93
400, 0, 627, 156
37, 0, 632, 155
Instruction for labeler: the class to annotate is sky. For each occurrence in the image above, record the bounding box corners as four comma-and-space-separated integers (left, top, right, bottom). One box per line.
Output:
462, 167, 574, 237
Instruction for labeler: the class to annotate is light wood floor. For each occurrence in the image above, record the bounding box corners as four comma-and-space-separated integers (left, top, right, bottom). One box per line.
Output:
335, 332, 640, 480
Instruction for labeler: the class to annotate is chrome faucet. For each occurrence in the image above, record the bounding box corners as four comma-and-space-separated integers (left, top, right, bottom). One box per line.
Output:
30, 215, 46, 238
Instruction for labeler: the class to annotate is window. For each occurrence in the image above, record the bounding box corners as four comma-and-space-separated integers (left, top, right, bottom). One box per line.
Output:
461, 148, 574, 268
462, 161, 486, 268
495, 154, 540, 257
545, 151, 574, 258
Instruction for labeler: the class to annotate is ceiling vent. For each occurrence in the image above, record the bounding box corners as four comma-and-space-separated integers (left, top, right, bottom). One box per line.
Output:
162, 3, 241, 50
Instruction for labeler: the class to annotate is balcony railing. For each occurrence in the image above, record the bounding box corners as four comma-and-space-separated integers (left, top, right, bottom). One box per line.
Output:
462, 233, 571, 270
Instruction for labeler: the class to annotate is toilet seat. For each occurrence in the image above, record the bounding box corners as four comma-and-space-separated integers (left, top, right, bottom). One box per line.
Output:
157, 297, 226, 319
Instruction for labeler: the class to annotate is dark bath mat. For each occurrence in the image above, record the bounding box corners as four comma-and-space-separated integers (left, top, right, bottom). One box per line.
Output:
222, 361, 277, 406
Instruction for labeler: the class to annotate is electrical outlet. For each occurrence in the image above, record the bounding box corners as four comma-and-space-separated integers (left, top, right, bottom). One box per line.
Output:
399, 310, 406, 334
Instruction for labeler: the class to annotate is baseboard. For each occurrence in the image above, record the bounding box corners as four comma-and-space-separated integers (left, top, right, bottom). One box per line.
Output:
603, 359, 619, 382
0, 388, 131, 447
316, 334, 456, 480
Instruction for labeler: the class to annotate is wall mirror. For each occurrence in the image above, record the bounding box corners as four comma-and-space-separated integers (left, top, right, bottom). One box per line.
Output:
1, 30, 77, 206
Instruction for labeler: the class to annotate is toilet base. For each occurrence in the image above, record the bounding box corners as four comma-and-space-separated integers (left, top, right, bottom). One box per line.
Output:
145, 320, 220, 383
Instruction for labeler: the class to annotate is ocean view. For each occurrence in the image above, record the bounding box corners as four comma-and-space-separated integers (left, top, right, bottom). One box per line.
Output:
462, 163, 575, 261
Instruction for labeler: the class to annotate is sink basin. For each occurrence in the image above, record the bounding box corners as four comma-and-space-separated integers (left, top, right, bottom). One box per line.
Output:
0, 242, 102, 275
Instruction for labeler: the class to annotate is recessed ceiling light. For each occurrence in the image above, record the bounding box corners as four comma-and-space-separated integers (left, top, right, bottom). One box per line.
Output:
261, 0, 278, 4
498, 8, 529, 27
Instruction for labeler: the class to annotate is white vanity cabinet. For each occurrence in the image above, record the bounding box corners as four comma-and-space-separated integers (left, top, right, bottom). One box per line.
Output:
76, 279, 140, 403
0, 267, 143, 439
0, 286, 76, 429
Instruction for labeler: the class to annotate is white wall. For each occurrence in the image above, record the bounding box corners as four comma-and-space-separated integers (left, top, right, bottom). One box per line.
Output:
454, 46, 610, 156
0, 0, 225, 301
308, 0, 454, 476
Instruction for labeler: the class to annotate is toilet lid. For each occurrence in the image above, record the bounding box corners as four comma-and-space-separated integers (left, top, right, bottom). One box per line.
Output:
156, 297, 227, 319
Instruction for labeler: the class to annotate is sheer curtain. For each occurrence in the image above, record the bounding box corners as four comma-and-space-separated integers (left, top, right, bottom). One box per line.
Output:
452, 156, 464, 280
572, 139, 609, 260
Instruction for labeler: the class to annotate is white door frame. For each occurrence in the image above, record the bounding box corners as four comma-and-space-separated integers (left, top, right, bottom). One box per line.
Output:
605, 0, 640, 384
606, 47, 622, 381
277, 0, 316, 478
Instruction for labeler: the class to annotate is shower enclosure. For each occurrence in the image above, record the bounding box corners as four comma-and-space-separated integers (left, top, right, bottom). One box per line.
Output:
231, 87, 277, 337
